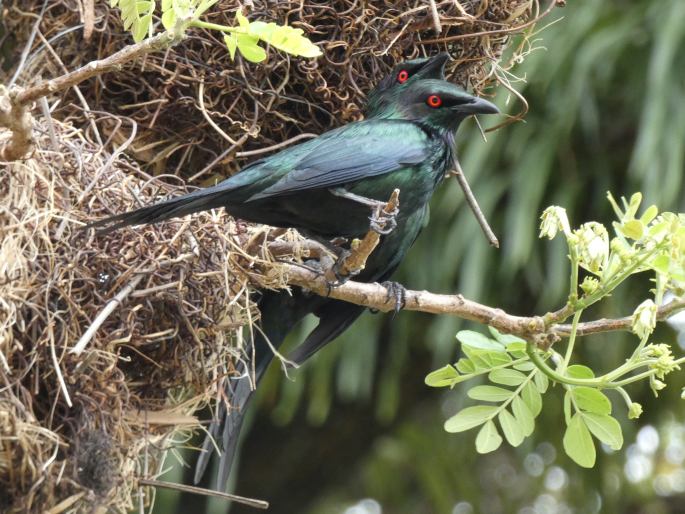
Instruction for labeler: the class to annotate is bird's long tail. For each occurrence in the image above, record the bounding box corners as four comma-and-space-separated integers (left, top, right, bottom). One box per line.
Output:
193, 290, 308, 490
86, 183, 236, 234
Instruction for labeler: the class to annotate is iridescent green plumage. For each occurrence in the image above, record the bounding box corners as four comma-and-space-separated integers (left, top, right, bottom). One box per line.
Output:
88, 56, 499, 490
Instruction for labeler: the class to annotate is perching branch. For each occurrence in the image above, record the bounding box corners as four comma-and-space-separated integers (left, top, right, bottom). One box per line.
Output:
0, 32, 178, 160
274, 259, 685, 347
327, 189, 401, 282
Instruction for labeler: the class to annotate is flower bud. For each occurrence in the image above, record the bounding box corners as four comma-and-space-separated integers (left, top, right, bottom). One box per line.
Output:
575, 222, 609, 274
628, 402, 643, 419
632, 300, 657, 340
580, 276, 599, 295
539, 206, 571, 240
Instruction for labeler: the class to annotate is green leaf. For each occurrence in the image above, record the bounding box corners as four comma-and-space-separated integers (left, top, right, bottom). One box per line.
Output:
564, 390, 572, 424
236, 34, 267, 63
563, 413, 596, 468
622, 220, 644, 240
462, 346, 511, 370
133, 13, 152, 42
235, 8, 250, 28
444, 406, 498, 433
572, 387, 612, 415
582, 413, 623, 450
455, 358, 475, 374
425, 365, 460, 388
488, 326, 527, 346
567, 364, 595, 379
499, 409, 525, 447
161, 8, 176, 30
475, 420, 503, 453
505, 341, 528, 357
652, 254, 670, 274
512, 396, 535, 436
640, 205, 659, 225
534, 370, 549, 393
468, 385, 513, 402
248, 21, 321, 58
513, 361, 536, 372
489, 369, 527, 386
457, 330, 505, 351
195, 0, 218, 17
136, 0, 152, 14
223, 33, 238, 59
521, 381, 542, 417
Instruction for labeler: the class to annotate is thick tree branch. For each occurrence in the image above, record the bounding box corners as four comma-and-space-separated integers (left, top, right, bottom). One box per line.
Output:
274, 260, 685, 347
1, 32, 179, 160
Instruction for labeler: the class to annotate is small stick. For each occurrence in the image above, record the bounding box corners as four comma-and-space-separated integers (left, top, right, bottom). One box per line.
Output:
428, 0, 443, 33
138, 479, 269, 509
450, 156, 499, 248
326, 189, 400, 282
70, 274, 144, 355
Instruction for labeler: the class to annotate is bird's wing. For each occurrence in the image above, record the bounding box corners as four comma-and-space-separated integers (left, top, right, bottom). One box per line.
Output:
247, 121, 430, 200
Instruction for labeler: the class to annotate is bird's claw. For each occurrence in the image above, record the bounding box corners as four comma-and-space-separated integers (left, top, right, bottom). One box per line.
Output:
324, 249, 360, 292
381, 280, 407, 316
369, 205, 398, 235
304, 255, 336, 277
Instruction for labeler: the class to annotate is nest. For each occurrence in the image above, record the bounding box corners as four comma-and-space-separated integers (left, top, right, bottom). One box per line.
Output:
0, 116, 306, 512
4, 0, 546, 180
0, 0, 558, 512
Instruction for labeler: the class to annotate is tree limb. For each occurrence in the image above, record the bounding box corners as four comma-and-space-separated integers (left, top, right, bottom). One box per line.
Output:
0, 32, 179, 160
274, 259, 685, 347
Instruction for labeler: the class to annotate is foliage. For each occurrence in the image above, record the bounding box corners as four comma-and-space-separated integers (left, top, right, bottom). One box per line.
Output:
109, 0, 321, 60
428, 193, 685, 467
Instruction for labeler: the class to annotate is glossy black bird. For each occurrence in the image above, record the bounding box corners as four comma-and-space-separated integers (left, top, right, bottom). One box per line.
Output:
88, 57, 498, 489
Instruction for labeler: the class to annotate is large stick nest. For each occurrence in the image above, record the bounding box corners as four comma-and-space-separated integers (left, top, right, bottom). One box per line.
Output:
0, 0, 556, 512
4, 0, 544, 180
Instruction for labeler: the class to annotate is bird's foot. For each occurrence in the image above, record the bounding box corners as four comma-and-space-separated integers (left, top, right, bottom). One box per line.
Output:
369, 204, 399, 235
325, 249, 361, 290
303, 254, 336, 277
381, 280, 407, 316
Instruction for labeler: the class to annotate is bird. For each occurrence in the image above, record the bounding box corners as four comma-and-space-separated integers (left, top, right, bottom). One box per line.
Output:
87, 59, 499, 489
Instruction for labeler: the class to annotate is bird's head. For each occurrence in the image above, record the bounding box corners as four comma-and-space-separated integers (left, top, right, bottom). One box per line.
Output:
366, 53, 449, 118
395, 79, 499, 133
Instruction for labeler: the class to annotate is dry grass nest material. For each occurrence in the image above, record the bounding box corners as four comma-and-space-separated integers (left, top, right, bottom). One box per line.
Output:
0, 117, 305, 513
4, 0, 550, 181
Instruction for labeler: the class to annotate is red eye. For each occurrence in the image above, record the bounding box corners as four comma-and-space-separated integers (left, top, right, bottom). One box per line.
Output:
426, 94, 442, 108
397, 69, 409, 83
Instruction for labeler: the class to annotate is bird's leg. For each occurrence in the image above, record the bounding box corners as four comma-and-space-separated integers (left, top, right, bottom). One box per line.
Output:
381, 281, 407, 316
324, 248, 360, 290
329, 187, 399, 235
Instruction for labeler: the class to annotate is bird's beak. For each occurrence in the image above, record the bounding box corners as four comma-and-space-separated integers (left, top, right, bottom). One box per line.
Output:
460, 96, 500, 115
419, 52, 449, 78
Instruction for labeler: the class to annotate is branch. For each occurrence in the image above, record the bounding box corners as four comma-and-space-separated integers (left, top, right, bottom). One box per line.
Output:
327, 189, 400, 282
0, 32, 179, 160
275, 260, 685, 346
138, 479, 268, 509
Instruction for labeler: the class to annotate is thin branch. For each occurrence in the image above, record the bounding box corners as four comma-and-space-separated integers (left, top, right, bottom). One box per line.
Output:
450, 156, 499, 248
428, 0, 443, 34
138, 479, 269, 510
0, 31, 179, 160
15, 32, 178, 106
274, 259, 685, 345
70, 274, 144, 356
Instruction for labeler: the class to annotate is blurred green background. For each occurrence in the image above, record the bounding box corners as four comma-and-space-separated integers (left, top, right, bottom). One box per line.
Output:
161, 0, 685, 512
